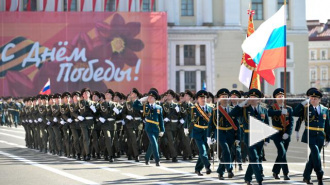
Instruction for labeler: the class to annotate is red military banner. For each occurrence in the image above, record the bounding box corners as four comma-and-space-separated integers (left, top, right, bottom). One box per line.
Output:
0, 12, 168, 96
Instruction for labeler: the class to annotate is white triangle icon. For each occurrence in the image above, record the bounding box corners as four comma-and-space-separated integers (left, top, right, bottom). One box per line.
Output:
249, 116, 278, 147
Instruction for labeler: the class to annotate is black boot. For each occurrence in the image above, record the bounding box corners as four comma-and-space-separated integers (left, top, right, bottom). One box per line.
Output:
273, 173, 280, 179
109, 157, 114, 163
155, 162, 160, 166
239, 164, 243, 171
303, 178, 313, 184
97, 153, 101, 159
218, 174, 224, 180
284, 174, 290, 180
195, 171, 203, 176
145, 160, 150, 165
77, 154, 81, 160
172, 157, 178, 162
86, 154, 91, 161
317, 176, 323, 185
205, 166, 212, 174
135, 156, 140, 162
228, 171, 234, 178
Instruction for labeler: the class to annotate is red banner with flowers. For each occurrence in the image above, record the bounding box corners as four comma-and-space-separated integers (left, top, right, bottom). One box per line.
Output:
0, 12, 167, 97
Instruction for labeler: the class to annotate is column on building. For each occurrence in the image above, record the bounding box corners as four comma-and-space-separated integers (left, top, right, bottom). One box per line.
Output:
202, 0, 213, 26
223, 0, 240, 26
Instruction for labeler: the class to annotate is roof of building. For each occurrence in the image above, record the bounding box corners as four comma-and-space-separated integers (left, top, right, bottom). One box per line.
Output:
307, 19, 330, 41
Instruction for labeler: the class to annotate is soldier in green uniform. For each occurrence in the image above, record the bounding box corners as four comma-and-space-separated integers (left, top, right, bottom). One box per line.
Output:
122, 88, 142, 162
184, 90, 212, 176
69, 91, 83, 160
134, 90, 165, 166
178, 90, 193, 160
91, 91, 102, 159
60, 92, 72, 158
52, 93, 63, 156
162, 89, 181, 162
207, 88, 240, 180
98, 89, 117, 162
293, 88, 330, 185
113, 92, 124, 158
78, 88, 96, 161
46, 95, 56, 155
268, 88, 293, 180
38, 95, 49, 153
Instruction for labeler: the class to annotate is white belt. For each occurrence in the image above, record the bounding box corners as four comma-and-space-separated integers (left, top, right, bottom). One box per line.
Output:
85, 117, 93, 120
107, 118, 115, 121
135, 117, 141, 120
75, 119, 79, 122
116, 121, 122, 123
171, 120, 178, 122
96, 119, 99, 121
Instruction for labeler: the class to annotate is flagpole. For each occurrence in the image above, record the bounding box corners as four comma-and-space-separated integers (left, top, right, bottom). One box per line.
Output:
284, 0, 287, 105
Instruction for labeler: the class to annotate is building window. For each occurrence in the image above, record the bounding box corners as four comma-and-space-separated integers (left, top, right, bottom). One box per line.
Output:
23, 0, 37, 11
176, 71, 180, 92
142, 0, 156, 12
321, 50, 327, 60
201, 71, 206, 90
252, 0, 263, 20
176, 45, 180, 65
286, 45, 290, 59
181, 0, 194, 16
310, 67, 317, 81
280, 72, 291, 93
184, 45, 195, 65
105, 0, 116, 11
64, 0, 77, 11
185, 71, 196, 91
310, 50, 317, 60
200, 45, 206, 65
321, 67, 328, 81
278, 0, 289, 20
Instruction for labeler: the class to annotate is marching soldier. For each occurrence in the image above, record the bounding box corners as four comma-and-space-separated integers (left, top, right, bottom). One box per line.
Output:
46, 95, 56, 155
69, 91, 83, 160
229, 90, 244, 171
122, 88, 142, 162
231, 89, 270, 185
113, 92, 123, 158
293, 88, 330, 185
38, 95, 48, 153
207, 88, 240, 180
60, 92, 72, 158
78, 88, 96, 161
99, 89, 117, 162
268, 88, 293, 180
184, 90, 212, 176
52, 93, 63, 156
162, 89, 180, 162
134, 90, 165, 166
91, 91, 102, 159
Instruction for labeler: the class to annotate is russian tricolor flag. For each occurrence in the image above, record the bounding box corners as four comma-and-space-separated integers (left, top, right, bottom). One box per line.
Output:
39, 79, 51, 95
242, 5, 287, 85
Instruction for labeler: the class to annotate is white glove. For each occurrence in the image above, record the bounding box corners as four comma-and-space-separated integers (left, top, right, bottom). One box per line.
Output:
212, 138, 217, 144
282, 133, 289, 140
113, 107, 119, 114
60, 120, 66, 125
184, 128, 189, 136
324, 141, 329, 147
180, 119, 184, 124
77, 116, 84, 121
99, 117, 105, 123
126, 115, 133, 120
164, 117, 170, 122
90, 105, 96, 113
238, 99, 248, 107
34, 120, 37, 123
295, 131, 300, 141
264, 142, 269, 146
67, 118, 73, 123
281, 108, 288, 115
301, 99, 310, 106
29, 120, 32, 123
38, 118, 42, 122
159, 132, 164, 137
139, 96, 148, 102
235, 140, 240, 145
207, 137, 212, 146
175, 106, 180, 113
122, 120, 125, 125
46, 121, 51, 125
53, 117, 58, 122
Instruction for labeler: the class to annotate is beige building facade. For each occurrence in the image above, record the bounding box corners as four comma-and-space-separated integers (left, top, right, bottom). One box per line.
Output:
308, 20, 330, 92
2, 0, 310, 95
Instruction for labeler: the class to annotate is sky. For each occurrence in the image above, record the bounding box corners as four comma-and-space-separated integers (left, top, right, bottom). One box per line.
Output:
305, 0, 330, 23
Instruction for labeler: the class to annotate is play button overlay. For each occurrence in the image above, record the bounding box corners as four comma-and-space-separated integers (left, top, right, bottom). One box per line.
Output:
249, 116, 278, 147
